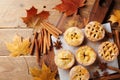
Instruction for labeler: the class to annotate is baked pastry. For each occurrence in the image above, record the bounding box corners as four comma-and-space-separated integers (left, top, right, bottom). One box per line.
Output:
70, 65, 90, 80
98, 41, 119, 61
75, 46, 96, 66
85, 21, 105, 41
64, 27, 84, 46
54, 50, 75, 69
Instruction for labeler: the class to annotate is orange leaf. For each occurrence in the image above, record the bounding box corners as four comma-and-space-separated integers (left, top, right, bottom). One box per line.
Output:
37, 11, 50, 20
30, 62, 57, 80
22, 6, 50, 28
53, 0, 86, 16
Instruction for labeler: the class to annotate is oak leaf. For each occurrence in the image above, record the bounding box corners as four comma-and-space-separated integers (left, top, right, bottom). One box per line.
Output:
108, 10, 120, 25
6, 35, 31, 57
30, 62, 56, 80
53, 0, 86, 16
22, 6, 50, 29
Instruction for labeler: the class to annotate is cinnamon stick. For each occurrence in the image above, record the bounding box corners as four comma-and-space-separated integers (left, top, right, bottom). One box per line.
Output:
40, 29, 44, 54
35, 39, 40, 63
41, 23, 58, 38
46, 31, 50, 51
41, 23, 59, 35
48, 32, 51, 49
38, 32, 42, 54
43, 29, 47, 54
98, 74, 120, 80
107, 66, 120, 73
30, 32, 38, 55
113, 30, 120, 50
115, 30, 120, 50
44, 22, 62, 34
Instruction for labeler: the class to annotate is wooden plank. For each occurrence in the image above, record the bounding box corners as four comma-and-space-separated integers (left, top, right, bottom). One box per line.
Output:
0, 0, 61, 27
0, 56, 38, 80
89, 0, 113, 23
0, 29, 33, 56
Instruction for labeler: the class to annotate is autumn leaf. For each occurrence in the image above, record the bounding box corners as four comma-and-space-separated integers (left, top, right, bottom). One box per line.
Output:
108, 10, 120, 25
6, 35, 31, 57
30, 62, 56, 80
22, 6, 50, 29
53, 0, 86, 16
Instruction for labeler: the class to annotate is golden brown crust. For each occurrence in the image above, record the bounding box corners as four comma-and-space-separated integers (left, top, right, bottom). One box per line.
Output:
64, 27, 84, 46
85, 21, 105, 41
98, 41, 119, 61
75, 46, 96, 66
70, 65, 90, 80
54, 50, 75, 69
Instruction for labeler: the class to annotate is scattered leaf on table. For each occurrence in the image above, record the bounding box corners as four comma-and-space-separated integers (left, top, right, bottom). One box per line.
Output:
22, 6, 50, 30
53, 0, 86, 16
6, 35, 31, 57
108, 10, 120, 25
30, 62, 56, 80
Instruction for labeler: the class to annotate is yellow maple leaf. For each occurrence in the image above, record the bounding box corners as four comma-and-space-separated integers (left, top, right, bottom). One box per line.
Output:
30, 63, 56, 80
6, 35, 31, 57
108, 9, 120, 25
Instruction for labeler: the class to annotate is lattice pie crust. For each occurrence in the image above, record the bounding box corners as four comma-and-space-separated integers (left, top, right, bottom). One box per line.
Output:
98, 41, 119, 61
85, 21, 105, 41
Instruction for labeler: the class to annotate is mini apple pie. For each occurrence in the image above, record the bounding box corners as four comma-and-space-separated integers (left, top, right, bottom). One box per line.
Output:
85, 21, 105, 41
54, 50, 75, 69
70, 65, 90, 80
64, 27, 84, 46
75, 46, 96, 66
98, 41, 119, 61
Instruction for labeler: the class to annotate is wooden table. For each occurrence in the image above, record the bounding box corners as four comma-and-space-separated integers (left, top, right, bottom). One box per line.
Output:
0, 0, 119, 80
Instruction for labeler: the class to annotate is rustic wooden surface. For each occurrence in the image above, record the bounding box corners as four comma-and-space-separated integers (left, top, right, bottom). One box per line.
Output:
0, 0, 120, 80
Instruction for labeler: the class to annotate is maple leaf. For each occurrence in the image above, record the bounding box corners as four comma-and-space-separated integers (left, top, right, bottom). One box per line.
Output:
6, 35, 31, 57
108, 10, 120, 26
53, 0, 86, 16
22, 6, 50, 29
30, 62, 56, 80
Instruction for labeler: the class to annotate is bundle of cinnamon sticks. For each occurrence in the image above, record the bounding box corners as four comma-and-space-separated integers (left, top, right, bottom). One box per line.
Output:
30, 21, 62, 62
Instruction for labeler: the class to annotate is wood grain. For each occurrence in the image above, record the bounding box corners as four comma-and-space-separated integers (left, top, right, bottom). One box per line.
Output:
0, 56, 38, 80
0, 0, 120, 80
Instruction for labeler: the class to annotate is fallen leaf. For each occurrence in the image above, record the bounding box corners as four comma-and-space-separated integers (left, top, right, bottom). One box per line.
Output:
6, 35, 31, 57
108, 10, 120, 26
53, 0, 86, 16
22, 6, 50, 29
30, 62, 56, 80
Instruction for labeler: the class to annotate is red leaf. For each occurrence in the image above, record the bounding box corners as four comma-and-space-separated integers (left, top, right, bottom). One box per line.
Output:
27, 6, 37, 18
53, 0, 86, 16
22, 6, 50, 28
37, 11, 50, 20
